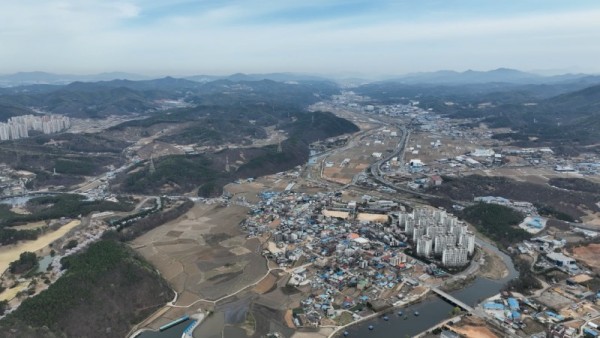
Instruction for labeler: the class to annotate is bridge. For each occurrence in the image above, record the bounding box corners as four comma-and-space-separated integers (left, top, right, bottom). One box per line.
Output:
431, 287, 474, 312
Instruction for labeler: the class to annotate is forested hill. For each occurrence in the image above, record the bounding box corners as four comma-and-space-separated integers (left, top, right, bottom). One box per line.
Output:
483, 84, 600, 152
116, 111, 359, 196
0, 77, 340, 118
0, 240, 172, 338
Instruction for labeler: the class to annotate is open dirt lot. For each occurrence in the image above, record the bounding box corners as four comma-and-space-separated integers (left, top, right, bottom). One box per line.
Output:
291, 328, 335, 338
474, 166, 586, 185
225, 181, 270, 203
322, 126, 399, 184
447, 316, 500, 338
582, 211, 600, 226
0, 220, 81, 275
356, 213, 389, 222
10, 221, 46, 231
406, 132, 478, 165
536, 288, 574, 310
132, 203, 268, 303
0, 282, 26, 301
448, 324, 499, 338
572, 243, 600, 270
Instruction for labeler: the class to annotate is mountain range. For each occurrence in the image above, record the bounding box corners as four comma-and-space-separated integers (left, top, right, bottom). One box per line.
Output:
0, 71, 330, 87
386, 68, 600, 85
4, 68, 600, 87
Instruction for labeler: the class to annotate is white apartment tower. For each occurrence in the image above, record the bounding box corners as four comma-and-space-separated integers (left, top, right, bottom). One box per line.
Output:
413, 226, 425, 242
434, 234, 457, 255
442, 245, 469, 267
416, 235, 433, 257
459, 231, 476, 255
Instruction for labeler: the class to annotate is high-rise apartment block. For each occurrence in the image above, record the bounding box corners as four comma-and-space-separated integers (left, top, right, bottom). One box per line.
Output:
400, 207, 474, 267
0, 114, 70, 141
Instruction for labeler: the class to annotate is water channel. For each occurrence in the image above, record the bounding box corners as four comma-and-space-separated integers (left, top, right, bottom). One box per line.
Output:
138, 239, 517, 338
0, 194, 49, 206
341, 240, 518, 337
135, 320, 189, 338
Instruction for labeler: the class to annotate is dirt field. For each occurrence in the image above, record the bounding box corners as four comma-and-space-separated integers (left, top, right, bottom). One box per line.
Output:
321, 126, 399, 184
132, 203, 268, 304
323, 210, 350, 219
225, 181, 270, 203
449, 324, 499, 338
290, 328, 335, 338
253, 271, 278, 294
407, 132, 478, 165
536, 288, 574, 310
356, 213, 389, 222
10, 221, 46, 231
0, 282, 26, 301
582, 211, 600, 226
0, 220, 81, 275
448, 316, 500, 338
572, 243, 600, 270
474, 167, 596, 188
322, 167, 352, 184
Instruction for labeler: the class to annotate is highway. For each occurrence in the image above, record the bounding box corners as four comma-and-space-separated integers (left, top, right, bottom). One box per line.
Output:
366, 121, 439, 199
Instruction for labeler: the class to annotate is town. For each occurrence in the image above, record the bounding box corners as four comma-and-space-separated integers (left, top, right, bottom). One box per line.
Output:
0, 81, 599, 338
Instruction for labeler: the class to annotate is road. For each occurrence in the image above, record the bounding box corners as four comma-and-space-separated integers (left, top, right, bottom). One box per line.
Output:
58, 105, 520, 338
366, 121, 439, 199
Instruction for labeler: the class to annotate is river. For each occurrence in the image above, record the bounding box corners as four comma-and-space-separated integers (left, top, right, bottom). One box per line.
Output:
137, 241, 516, 338
133, 175, 517, 338
341, 240, 518, 337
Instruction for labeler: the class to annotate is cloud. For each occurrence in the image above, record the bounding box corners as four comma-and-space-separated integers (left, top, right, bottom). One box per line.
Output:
0, 1, 599, 75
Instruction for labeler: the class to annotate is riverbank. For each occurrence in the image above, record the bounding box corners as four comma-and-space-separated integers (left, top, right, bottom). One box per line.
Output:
327, 288, 430, 338
335, 241, 519, 338
478, 246, 510, 280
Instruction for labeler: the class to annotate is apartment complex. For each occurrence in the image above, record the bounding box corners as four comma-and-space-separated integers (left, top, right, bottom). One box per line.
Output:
0, 114, 70, 140
400, 207, 475, 267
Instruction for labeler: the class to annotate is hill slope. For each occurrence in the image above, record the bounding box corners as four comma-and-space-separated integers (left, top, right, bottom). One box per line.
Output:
116, 111, 359, 196
0, 240, 172, 338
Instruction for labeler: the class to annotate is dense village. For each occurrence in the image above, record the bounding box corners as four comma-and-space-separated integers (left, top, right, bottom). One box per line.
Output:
231, 169, 600, 338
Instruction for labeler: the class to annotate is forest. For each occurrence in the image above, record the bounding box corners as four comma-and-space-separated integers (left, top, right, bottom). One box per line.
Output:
460, 203, 529, 249
0, 240, 173, 338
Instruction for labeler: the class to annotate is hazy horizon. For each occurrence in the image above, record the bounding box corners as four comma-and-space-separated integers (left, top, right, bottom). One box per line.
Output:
1, 66, 599, 80
2, 1, 600, 76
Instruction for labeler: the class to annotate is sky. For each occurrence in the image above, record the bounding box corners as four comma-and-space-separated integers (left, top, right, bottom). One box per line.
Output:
1, 0, 600, 77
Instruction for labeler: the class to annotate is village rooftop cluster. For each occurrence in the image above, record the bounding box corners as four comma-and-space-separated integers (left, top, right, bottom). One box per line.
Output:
239, 187, 477, 327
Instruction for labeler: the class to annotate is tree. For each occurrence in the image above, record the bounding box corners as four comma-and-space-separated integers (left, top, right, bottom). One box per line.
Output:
0, 300, 8, 315
449, 306, 462, 316
63, 239, 78, 250
9, 252, 38, 274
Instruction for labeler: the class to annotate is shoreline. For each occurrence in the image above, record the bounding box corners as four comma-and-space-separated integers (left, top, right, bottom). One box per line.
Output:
327, 288, 430, 338
326, 246, 513, 338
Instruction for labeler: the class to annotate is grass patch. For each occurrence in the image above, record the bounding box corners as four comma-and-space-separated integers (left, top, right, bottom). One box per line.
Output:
335, 312, 354, 326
